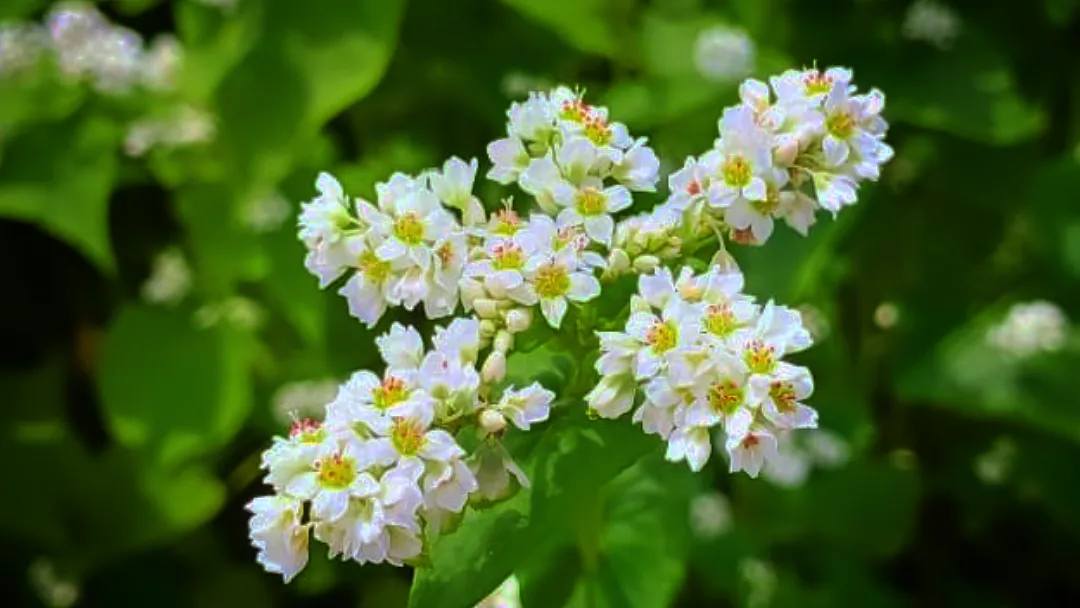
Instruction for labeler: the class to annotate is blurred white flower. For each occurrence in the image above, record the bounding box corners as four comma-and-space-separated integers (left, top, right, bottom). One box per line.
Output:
974, 436, 1016, 485
986, 300, 1068, 358
0, 23, 48, 76
689, 491, 732, 539
272, 379, 340, 425
28, 558, 79, 608
902, 0, 960, 50
194, 296, 265, 330
693, 26, 755, 83
141, 247, 192, 306
739, 558, 777, 608
874, 301, 900, 329
476, 576, 522, 608
124, 105, 216, 157
241, 191, 292, 233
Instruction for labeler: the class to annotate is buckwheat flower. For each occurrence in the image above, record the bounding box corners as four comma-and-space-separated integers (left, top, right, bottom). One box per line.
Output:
377, 322, 425, 371
612, 137, 661, 191
625, 299, 701, 380
487, 137, 531, 184
702, 106, 776, 209
519, 214, 605, 269
775, 190, 818, 236
414, 349, 481, 423
693, 25, 755, 83
523, 250, 601, 328
464, 239, 540, 305
366, 187, 455, 269
247, 495, 310, 582
811, 172, 858, 214
470, 441, 531, 501
689, 492, 732, 539
337, 244, 398, 327
241, 191, 291, 233
820, 84, 893, 181
430, 156, 485, 226
665, 157, 711, 213
495, 383, 554, 430
261, 419, 330, 494
139, 34, 181, 91
556, 183, 633, 246
771, 67, 852, 105
556, 136, 606, 185
421, 456, 479, 530
364, 401, 466, 474
666, 425, 714, 472
299, 173, 354, 257
432, 317, 482, 365
553, 87, 633, 151
313, 463, 424, 565
0, 23, 48, 77
748, 363, 817, 430
519, 155, 575, 214
725, 426, 779, 477
507, 91, 557, 143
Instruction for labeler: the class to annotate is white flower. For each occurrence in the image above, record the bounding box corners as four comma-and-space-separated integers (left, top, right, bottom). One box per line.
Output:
689, 492, 732, 539
665, 157, 711, 213
364, 401, 466, 472
586, 372, 638, 419
487, 137, 531, 184
624, 298, 700, 380
247, 495, 310, 583
260, 419, 327, 496
507, 91, 556, 142
820, 84, 893, 181
665, 425, 713, 472
430, 156, 485, 225
748, 363, 818, 430
470, 441, 531, 501
902, 0, 960, 50
464, 239, 539, 305
432, 316, 482, 365
377, 323, 425, 371
703, 106, 776, 209
523, 251, 601, 328
612, 137, 660, 191
556, 184, 633, 246
725, 427, 779, 477
495, 383, 554, 430
421, 457, 479, 528
290, 442, 380, 523
519, 155, 574, 214
693, 25, 755, 83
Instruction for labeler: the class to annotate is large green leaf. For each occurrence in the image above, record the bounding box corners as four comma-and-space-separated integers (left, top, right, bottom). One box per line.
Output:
99, 304, 254, 465
499, 0, 623, 57
0, 115, 117, 271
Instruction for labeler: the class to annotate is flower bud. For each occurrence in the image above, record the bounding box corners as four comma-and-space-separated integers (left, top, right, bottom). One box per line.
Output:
710, 249, 741, 274
775, 136, 799, 166
479, 319, 498, 338
632, 255, 660, 274
607, 248, 631, 275
479, 408, 507, 434
460, 277, 486, 309
630, 294, 651, 314
474, 298, 500, 319
481, 351, 507, 384
505, 308, 532, 333
494, 329, 514, 353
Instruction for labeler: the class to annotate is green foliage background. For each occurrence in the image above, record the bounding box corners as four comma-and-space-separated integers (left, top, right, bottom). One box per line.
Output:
3, 0, 1080, 606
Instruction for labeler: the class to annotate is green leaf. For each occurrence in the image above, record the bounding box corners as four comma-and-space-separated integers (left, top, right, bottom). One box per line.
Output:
409, 414, 657, 607
99, 305, 253, 465
499, 0, 622, 57
0, 115, 118, 271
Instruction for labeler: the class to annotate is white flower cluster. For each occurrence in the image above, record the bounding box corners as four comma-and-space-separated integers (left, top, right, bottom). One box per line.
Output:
248, 319, 553, 582
487, 85, 661, 243
660, 66, 892, 244
0, 3, 181, 93
586, 265, 817, 476
986, 300, 1068, 358
124, 104, 215, 157
45, 3, 180, 93
902, 0, 960, 50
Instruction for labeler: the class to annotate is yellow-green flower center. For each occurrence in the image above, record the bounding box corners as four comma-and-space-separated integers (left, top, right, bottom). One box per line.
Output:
584, 118, 612, 146
769, 381, 797, 412
391, 419, 425, 456
803, 71, 833, 96
373, 376, 408, 410
646, 320, 678, 353
708, 379, 744, 415
492, 243, 525, 270
316, 452, 357, 489
721, 155, 752, 188
289, 418, 325, 444
358, 250, 391, 283
492, 209, 521, 236
751, 186, 781, 215
826, 111, 855, 139
393, 212, 425, 245
704, 304, 738, 338
575, 188, 606, 216
534, 264, 570, 298
743, 340, 776, 374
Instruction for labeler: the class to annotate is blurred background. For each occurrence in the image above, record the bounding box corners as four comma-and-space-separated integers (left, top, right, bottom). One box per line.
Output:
2, 0, 1079, 606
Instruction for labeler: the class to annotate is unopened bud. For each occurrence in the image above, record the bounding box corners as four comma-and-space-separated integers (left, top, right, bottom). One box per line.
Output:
481, 351, 507, 384
505, 308, 532, 333
474, 298, 500, 319
494, 329, 514, 353
479, 319, 498, 338
775, 136, 799, 166
632, 255, 660, 274
630, 294, 651, 314
608, 248, 631, 275
710, 249, 741, 274
479, 408, 507, 434
460, 277, 486, 309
